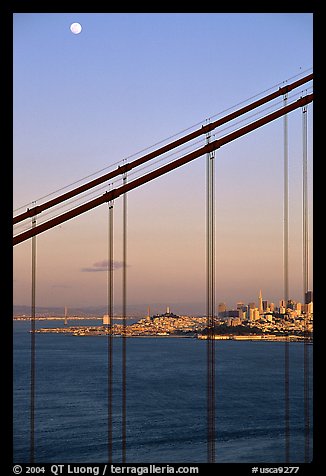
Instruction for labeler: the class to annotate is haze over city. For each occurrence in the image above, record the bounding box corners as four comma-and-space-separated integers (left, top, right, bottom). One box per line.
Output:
13, 13, 313, 313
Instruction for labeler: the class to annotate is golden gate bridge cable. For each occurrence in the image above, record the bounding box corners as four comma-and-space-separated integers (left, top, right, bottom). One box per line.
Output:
14, 67, 312, 215
15, 91, 310, 235
30, 211, 37, 463
283, 92, 290, 463
14, 87, 312, 235
13, 87, 313, 237
13, 74, 313, 226
107, 201, 114, 463
210, 145, 216, 463
206, 130, 210, 463
15, 87, 310, 236
12, 93, 314, 246
302, 105, 310, 462
122, 173, 127, 463
206, 128, 216, 463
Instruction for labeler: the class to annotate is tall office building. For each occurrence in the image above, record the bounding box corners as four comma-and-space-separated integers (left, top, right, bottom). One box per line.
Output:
258, 290, 263, 314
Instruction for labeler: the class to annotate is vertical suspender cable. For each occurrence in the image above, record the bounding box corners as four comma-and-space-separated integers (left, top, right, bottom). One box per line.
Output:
107, 201, 114, 463
122, 173, 127, 463
206, 130, 211, 463
302, 105, 310, 462
283, 93, 290, 463
206, 128, 216, 463
30, 207, 37, 463
210, 136, 216, 464
302, 105, 308, 319
210, 144, 216, 464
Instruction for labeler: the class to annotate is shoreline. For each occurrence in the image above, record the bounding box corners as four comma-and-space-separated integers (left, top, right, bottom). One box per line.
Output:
31, 328, 312, 343
14, 317, 312, 343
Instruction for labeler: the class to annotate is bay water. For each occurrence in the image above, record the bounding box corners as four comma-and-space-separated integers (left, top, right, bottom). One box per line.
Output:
13, 320, 313, 463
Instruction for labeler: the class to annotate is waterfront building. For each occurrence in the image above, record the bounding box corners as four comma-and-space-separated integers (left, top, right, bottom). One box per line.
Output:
103, 315, 110, 325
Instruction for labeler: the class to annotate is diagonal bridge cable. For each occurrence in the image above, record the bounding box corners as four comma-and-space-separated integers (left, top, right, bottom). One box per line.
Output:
13, 74, 313, 226
13, 93, 313, 247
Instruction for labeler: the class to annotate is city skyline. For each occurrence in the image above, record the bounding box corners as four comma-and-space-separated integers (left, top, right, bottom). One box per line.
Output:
13, 286, 313, 318
13, 13, 313, 311
29, 285, 314, 340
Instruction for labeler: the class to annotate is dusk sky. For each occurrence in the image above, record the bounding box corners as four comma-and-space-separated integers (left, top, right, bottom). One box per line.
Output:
13, 13, 313, 314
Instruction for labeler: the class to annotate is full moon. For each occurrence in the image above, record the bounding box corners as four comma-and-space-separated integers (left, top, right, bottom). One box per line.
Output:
70, 22, 82, 35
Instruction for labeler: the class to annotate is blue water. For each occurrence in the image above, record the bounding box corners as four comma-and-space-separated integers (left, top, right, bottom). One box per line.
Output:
13, 321, 313, 463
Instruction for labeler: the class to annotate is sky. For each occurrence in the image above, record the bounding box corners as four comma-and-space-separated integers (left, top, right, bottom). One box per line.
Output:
13, 12, 313, 314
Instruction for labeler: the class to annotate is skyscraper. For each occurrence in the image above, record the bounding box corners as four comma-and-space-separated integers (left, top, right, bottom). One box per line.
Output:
258, 290, 263, 314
